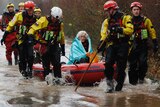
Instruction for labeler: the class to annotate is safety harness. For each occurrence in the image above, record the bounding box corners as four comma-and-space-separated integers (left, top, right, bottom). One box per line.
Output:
108, 12, 127, 42
41, 16, 62, 44
130, 16, 148, 41
18, 11, 36, 40
2, 12, 15, 28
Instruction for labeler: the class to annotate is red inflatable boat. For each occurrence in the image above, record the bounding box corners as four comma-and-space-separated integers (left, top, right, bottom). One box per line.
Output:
33, 62, 116, 85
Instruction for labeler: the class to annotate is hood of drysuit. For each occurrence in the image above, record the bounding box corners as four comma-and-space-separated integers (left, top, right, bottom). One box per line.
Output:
67, 34, 93, 65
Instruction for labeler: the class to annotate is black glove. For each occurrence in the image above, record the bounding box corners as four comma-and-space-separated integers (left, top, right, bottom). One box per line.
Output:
28, 34, 35, 44
153, 39, 158, 53
61, 44, 65, 56
110, 26, 123, 34
1, 38, 4, 45
1, 31, 9, 45
97, 40, 106, 53
116, 27, 123, 34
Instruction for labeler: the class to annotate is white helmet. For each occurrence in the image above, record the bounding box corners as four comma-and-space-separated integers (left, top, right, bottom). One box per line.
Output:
51, 7, 62, 19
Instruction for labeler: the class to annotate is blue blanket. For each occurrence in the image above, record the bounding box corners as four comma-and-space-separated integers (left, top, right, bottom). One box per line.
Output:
67, 35, 93, 64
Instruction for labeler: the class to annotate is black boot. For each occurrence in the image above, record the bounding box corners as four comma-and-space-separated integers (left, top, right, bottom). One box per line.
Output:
21, 70, 28, 78
43, 71, 50, 79
105, 79, 114, 93
115, 83, 123, 91
27, 68, 33, 78
27, 71, 32, 78
15, 58, 18, 65
8, 61, 12, 65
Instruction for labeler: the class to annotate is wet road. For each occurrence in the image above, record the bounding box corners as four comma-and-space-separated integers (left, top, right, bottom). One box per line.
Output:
0, 63, 160, 107
0, 33, 160, 107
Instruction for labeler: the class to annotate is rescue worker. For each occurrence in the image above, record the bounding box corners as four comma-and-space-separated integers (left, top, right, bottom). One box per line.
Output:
34, 8, 42, 19
16, 2, 25, 12
97, 0, 133, 92
68, 31, 93, 64
1, 3, 18, 65
1, 1, 37, 78
28, 7, 65, 83
33, 7, 42, 63
128, 2, 158, 85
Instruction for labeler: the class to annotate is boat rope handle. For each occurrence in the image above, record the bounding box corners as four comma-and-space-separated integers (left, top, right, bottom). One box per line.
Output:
64, 56, 78, 68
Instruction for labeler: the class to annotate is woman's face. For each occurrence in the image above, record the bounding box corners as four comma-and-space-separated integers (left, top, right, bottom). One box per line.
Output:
79, 35, 87, 43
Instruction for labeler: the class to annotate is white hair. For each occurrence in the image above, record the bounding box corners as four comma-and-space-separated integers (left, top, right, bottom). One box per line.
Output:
77, 30, 88, 39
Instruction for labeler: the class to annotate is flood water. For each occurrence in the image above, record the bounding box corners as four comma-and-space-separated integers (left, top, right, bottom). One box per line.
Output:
0, 32, 160, 107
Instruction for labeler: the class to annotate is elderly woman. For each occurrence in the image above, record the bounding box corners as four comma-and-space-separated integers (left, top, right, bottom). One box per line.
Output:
68, 31, 93, 64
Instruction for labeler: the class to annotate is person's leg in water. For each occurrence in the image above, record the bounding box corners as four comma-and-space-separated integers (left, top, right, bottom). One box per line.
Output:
51, 45, 65, 85
5, 41, 13, 65
104, 45, 116, 93
27, 43, 34, 78
18, 43, 27, 77
42, 50, 51, 79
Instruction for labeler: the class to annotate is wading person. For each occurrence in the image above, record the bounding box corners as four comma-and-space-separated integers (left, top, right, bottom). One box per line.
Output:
28, 7, 65, 84
128, 2, 158, 85
1, 3, 18, 65
1, 1, 37, 78
97, 0, 133, 93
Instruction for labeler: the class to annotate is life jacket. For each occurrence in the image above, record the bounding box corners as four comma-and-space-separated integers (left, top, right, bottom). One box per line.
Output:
41, 16, 62, 44
130, 16, 148, 41
2, 12, 17, 42
2, 12, 15, 28
18, 11, 36, 39
108, 11, 125, 41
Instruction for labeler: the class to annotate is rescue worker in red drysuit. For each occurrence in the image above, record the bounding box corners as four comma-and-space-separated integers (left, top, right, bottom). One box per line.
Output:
1, 1, 37, 78
1, 3, 18, 65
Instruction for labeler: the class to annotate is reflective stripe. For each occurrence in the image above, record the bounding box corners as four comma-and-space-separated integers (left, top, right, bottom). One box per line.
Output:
141, 29, 148, 39
117, 33, 125, 39
57, 31, 62, 41
19, 25, 27, 35
49, 31, 54, 40
130, 29, 148, 40
18, 25, 27, 40
130, 34, 135, 40
43, 31, 62, 42
43, 31, 54, 41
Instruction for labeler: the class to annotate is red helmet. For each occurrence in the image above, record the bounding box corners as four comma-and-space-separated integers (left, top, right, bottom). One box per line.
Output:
104, 0, 119, 11
130, 2, 142, 9
24, 1, 35, 10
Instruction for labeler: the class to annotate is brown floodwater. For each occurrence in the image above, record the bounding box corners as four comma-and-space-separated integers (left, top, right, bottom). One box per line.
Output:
0, 35, 160, 107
